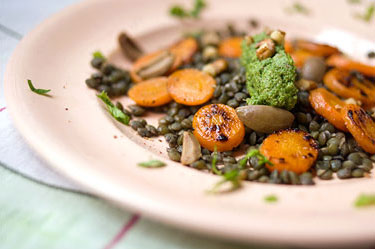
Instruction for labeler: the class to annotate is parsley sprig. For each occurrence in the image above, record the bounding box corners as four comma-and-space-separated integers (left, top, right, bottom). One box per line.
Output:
208, 149, 272, 194
27, 80, 51, 96
97, 91, 130, 125
355, 194, 375, 207
170, 0, 206, 19
138, 160, 166, 168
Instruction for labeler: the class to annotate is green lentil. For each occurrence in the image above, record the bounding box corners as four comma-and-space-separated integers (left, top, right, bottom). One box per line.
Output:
165, 133, 178, 147
300, 172, 314, 185
351, 168, 364, 178
258, 175, 269, 183
318, 169, 333, 180
318, 132, 328, 146
309, 121, 320, 132
269, 170, 281, 184
181, 119, 192, 129
137, 127, 151, 137
190, 160, 207, 169
130, 120, 145, 130
330, 160, 342, 172
280, 170, 290, 184
169, 122, 183, 132
167, 148, 181, 162
145, 125, 158, 136
157, 125, 170, 135
337, 168, 351, 179
248, 170, 261, 181
128, 105, 145, 116
320, 122, 335, 133
227, 98, 239, 108
323, 155, 332, 161
348, 152, 363, 165
288, 171, 300, 185
234, 92, 247, 102
177, 134, 183, 146
342, 160, 355, 170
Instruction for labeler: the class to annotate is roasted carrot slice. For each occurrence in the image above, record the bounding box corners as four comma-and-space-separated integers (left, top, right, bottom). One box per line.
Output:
284, 40, 294, 54
169, 37, 198, 64
309, 88, 348, 131
342, 104, 375, 154
323, 68, 375, 108
260, 129, 319, 174
167, 68, 216, 106
128, 77, 172, 107
218, 37, 243, 58
295, 40, 340, 57
290, 50, 315, 67
193, 104, 245, 152
326, 54, 375, 77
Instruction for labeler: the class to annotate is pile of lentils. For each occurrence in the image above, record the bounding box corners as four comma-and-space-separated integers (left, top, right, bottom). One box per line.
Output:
85, 26, 374, 186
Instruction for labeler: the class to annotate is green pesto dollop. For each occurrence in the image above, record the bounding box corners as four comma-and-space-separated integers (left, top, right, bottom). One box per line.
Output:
241, 32, 298, 110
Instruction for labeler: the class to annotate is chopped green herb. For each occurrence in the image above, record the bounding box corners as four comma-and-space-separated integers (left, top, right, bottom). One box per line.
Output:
239, 149, 273, 168
138, 160, 166, 168
208, 149, 270, 194
285, 1, 310, 15
211, 146, 222, 175
97, 91, 130, 125
208, 168, 241, 194
27, 80, 51, 95
264, 194, 278, 203
347, 0, 361, 4
355, 3, 375, 22
354, 194, 375, 207
93, 51, 105, 59
169, 0, 207, 19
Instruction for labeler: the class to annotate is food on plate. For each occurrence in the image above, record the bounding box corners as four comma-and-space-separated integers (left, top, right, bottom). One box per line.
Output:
241, 32, 298, 110
85, 21, 375, 190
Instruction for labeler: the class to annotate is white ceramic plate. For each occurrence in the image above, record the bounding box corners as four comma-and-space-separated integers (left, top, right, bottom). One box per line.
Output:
4, 0, 375, 247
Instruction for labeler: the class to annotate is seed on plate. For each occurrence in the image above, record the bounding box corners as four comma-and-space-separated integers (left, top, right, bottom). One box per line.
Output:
347, 152, 363, 165
327, 142, 339, 156
128, 105, 146, 116
97, 84, 111, 95
300, 172, 314, 185
145, 125, 158, 136
101, 63, 116, 75
137, 127, 151, 137
318, 169, 333, 180
169, 122, 183, 132
190, 160, 207, 169
167, 148, 181, 162
202, 155, 213, 163
337, 168, 351, 179
316, 160, 330, 170
181, 119, 192, 129
318, 132, 327, 146
157, 125, 170, 135
342, 160, 355, 170
330, 160, 342, 172
130, 120, 145, 130
351, 168, 364, 178
165, 133, 178, 147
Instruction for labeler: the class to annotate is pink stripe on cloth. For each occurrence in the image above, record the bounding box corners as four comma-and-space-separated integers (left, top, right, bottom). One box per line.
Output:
0, 107, 6, 112
103, 214, 140, 249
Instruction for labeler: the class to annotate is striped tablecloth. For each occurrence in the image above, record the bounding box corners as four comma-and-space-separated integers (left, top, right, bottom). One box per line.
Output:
0, 1, 278, 248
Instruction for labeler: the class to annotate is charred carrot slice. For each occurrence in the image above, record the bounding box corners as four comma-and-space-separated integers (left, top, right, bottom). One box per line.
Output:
290, 50, 315, 67
128, 77, 172, 107
295, 40, 340, 57
342, 104, 375, 154
309, 88, 348, 132
169, 37, 198, 64
167, 68, 216, 106
218, 37, 243, 58
260, 129, 319, 174
193, 104, 245, 152
326, 54, 375, 77
323, 68, 375, 108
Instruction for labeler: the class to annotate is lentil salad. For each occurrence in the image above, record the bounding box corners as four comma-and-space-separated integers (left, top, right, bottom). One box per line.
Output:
85, 23, 375, 190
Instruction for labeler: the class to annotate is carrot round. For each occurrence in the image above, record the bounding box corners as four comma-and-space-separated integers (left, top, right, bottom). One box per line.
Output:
284, 40, 294, 54
218, 37, 243, 58
290, 50, 315, 68
260, 129, 319, 174
326, 54, 375, 77
323, 68, 375, 108
295, 40, 340, 57
309, 88, 348, 131
128, 77, 172, 107
167, 68, 216, 106
193, 104, 245, 152
169, 37, 198, 64
342, 104, 375, 154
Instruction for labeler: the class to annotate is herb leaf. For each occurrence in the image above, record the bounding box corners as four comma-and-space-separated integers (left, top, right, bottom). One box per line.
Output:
285, 1, 310, 15
354, 194, 375, 207
27, 80, 51, 95
211, 146, 222, 175
264, 194, 278, 203
208, 149, 270, 194
97, 91, 130, 125
93, 51, 105, 59
355, 3, 375, 22
169, 0, 207, 19
138, 160, 166, 168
